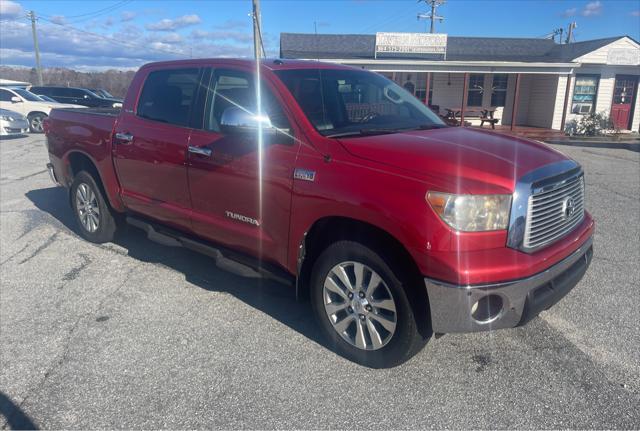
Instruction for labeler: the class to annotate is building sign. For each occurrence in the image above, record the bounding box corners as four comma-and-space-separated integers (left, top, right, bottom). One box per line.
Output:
375, 32, 447, 59
607, 49, 640, 65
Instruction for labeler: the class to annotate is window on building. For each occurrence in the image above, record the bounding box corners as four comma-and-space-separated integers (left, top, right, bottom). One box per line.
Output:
490, 74, 508, 107
467, 74, 484, 107
137, 68, 201, 127
571, 75, 599, 114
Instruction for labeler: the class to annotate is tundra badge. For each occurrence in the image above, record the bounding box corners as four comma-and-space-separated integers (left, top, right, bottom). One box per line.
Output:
294, 168, 316, 182
225, 211, 260, 226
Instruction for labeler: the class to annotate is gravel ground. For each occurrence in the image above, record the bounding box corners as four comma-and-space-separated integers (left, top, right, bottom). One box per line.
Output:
1, 134, 639, 429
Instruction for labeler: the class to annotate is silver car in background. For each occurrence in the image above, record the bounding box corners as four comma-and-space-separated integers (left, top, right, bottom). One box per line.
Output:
0, 108, 30, 136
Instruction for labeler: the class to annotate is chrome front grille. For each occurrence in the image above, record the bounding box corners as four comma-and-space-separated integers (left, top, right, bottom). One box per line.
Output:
523, 174, 585, 250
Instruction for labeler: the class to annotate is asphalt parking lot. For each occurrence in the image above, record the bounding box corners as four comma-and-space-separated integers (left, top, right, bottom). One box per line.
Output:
1, 134, 639, 429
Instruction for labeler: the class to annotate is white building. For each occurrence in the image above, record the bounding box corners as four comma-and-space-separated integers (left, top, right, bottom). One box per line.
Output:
280, 33, 640, 134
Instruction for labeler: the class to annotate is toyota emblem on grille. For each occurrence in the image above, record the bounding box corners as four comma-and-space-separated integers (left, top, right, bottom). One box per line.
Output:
562, 197, 576, 220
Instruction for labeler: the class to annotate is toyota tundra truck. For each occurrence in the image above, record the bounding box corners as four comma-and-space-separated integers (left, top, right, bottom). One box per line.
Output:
44, 59, 594, 368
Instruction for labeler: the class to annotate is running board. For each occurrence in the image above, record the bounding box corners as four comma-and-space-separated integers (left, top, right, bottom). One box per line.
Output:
125, 216, 294, 285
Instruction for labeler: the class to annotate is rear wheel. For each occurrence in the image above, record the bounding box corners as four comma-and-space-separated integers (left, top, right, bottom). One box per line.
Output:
310, 240, 425, 368
70, 171, 118, 243
28, 113, 46, 133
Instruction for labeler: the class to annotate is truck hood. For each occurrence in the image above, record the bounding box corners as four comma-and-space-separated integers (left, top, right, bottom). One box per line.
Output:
338, 127, 569, 194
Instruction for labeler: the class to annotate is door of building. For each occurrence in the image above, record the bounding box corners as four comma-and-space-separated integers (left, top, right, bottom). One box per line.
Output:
610, 75, 638, 130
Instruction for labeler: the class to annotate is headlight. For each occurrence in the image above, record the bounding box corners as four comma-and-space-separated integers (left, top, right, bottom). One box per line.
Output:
427, 192, 511, 232
112, 102, 122, 108
0, 116, 12, 121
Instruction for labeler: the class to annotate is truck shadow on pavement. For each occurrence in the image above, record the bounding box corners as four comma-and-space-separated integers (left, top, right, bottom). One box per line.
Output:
26, 186, 328, 349
0, 391, 38, 430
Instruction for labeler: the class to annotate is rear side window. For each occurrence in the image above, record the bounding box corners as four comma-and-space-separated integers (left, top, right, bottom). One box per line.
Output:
0, 89, 13, 101
137, 68, 201, 127
55, 88, 76, 97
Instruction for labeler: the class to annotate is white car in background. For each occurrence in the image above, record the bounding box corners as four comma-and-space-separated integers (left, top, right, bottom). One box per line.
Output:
0, 108, 29, 136
0, 87, 85, 133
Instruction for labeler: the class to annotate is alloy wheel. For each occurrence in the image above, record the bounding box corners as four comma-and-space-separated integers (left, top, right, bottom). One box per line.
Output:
30, 116, 44, 133
323, 261, 397, 350
75, 183, 100, 232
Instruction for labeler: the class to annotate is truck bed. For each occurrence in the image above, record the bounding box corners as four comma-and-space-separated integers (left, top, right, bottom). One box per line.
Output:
46, 106, 119, 199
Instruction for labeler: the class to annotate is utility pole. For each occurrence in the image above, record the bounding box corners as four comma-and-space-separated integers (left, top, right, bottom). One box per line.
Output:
417, 0, 446, 33
27, 11, 43, 86
566, 22, 577, 44
252, 0, 264, 59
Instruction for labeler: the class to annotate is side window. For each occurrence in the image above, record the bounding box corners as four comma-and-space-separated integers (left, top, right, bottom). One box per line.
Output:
137, 68, 201, 127
203, 69, 290, 132
0, 89, 14, 102
56, 88, 74, 97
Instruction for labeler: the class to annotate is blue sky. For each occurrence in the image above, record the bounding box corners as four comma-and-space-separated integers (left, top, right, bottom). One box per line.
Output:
1, 0, 639, 70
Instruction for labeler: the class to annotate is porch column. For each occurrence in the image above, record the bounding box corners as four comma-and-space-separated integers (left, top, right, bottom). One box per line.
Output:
510, 73, 521, 131
560, 74, 572, 131
460, 72, 469, 126
424, 72, 431, 106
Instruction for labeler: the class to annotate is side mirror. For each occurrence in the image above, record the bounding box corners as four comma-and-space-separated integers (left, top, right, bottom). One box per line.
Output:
10, 96, 21, 103
220, 106, 274, 133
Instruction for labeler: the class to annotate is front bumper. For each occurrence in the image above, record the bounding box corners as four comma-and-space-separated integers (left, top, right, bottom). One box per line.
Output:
425, 235, 593, 333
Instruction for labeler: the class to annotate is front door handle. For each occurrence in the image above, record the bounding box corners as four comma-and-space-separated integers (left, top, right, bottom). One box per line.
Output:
114, 132, 134, 143
188, 145, 212, 157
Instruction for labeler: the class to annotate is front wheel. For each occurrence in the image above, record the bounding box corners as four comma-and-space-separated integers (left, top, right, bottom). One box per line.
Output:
310, 240, 425, 368
28, 113, 47, 133
70, 171, 118, 243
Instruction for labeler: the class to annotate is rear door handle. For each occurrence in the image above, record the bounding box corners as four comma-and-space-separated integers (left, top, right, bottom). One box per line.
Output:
188, 145, 212, 157
114, 132, 134, 143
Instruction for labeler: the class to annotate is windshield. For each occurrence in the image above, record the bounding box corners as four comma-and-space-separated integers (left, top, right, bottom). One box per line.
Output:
275, 68, 444, 137
13, 88, 44, 102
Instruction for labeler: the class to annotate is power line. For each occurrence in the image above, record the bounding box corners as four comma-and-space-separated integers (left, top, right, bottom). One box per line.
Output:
37, 15, 186, 58
41, 0, 132, 22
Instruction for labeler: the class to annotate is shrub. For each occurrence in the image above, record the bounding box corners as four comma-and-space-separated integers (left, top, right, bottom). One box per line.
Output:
575, 112, 613, 136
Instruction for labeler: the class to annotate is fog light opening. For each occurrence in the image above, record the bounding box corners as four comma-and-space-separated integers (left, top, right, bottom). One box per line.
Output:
471, 295, 504, 323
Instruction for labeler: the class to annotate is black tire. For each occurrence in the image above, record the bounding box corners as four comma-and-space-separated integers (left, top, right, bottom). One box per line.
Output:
28, 112, 47, 133
70, 171, 118, 243
310, 240, 426, 368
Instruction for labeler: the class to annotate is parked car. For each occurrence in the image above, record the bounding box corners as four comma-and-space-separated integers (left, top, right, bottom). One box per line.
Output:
88, 88, 116, 99
30, 86, 122, 109
44, 59, 594, 367
0, 108, 29, 136
36, 94, 59, 103
0, 87, 84, 133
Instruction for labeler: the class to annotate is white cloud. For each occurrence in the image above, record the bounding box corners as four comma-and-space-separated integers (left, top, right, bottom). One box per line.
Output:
631, 10, 640, 17
159, 32, 182, 44
214, 19, 248, 30
561, 7, 577, 18
0, 18, 255, 70
0, 0, 23, 17
190, 29, 254, 44
121, 11, 136, 22
581, 1, 602, 17
146, 14, 201, 31
49, 15, 66, 25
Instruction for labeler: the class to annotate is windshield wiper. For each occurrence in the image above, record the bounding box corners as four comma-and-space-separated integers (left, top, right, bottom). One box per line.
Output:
325, 128, 399, 138
414, 124, 448, 130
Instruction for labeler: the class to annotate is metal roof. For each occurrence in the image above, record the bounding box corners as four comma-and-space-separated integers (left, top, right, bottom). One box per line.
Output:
280, 33, 634, 63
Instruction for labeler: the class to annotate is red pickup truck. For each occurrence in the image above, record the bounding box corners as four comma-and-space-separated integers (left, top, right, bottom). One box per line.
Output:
44, 59, 594, 367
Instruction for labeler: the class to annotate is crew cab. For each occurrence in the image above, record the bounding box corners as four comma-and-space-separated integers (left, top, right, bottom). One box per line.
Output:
44, 59, 594, 367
